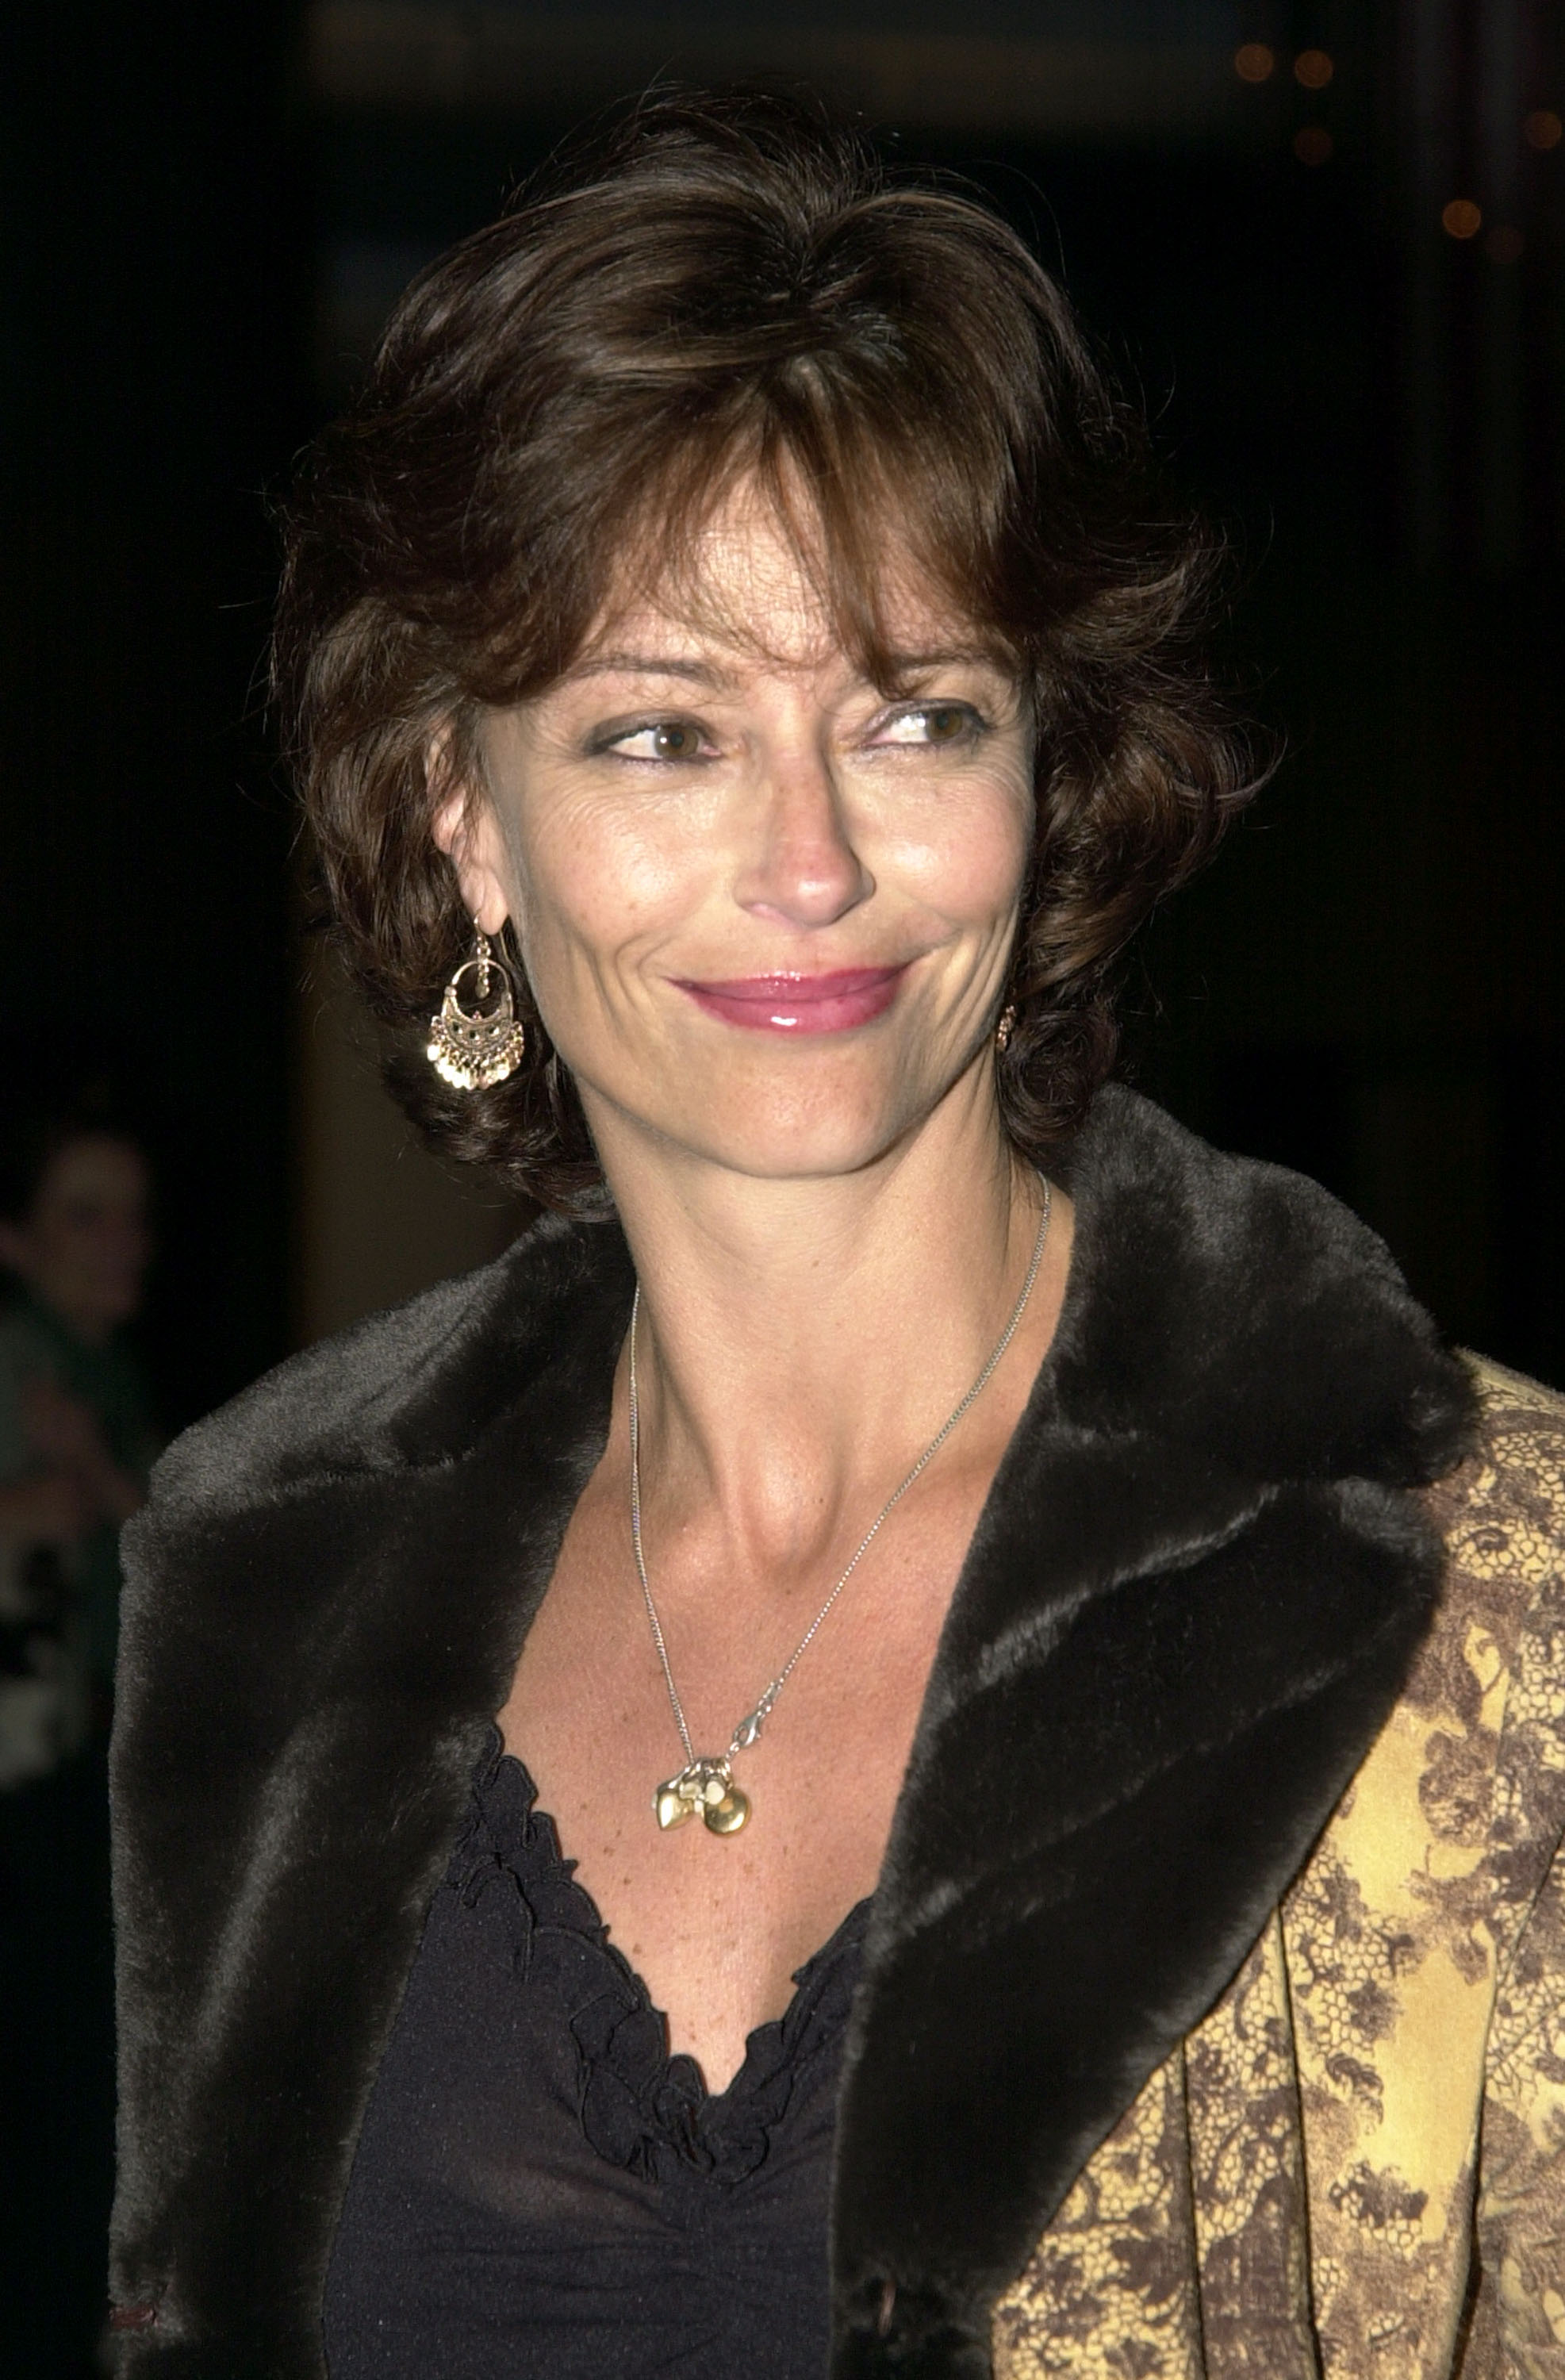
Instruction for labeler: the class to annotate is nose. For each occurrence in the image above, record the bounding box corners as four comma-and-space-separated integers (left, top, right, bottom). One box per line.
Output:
734, 742, 873, 931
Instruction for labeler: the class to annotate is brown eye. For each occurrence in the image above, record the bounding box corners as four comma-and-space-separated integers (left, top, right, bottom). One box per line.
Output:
923, 706, 969, 743
876, 701, 981, 748
651, 721, 703, 760
599, 717, 711, 762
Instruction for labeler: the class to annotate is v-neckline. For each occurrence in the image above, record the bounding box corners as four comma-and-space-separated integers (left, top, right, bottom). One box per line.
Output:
478, 1731, 873, 2110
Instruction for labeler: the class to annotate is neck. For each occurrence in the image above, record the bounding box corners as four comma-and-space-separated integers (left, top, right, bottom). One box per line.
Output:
584, 1066, 1072, 1570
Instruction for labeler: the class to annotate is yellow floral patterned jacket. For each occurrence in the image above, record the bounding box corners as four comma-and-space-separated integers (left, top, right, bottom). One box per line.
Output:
994, 1357, 1565, 2379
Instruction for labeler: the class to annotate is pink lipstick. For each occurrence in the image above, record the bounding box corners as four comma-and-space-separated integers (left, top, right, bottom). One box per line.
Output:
677, 966, 906, 1034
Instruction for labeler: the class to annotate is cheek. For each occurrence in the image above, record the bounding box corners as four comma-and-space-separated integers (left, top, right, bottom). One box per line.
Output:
505, 797, 713, 977
890, 775, 1034, 926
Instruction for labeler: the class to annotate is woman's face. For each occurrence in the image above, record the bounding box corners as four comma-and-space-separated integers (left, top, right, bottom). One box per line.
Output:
2, 1136, 152, 1340
441, 486, 1035, 1186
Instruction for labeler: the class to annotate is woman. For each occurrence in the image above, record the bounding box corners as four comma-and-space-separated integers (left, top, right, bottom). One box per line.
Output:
0, 1110, 155, 2375
109, 96, 1565, 2379
0, 1114, 155, 1766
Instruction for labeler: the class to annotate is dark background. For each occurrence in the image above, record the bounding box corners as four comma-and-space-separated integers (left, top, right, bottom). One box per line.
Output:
3, 0, 1563, 1434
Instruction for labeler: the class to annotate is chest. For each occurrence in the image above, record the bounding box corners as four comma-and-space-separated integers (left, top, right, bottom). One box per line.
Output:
497, 1454, 992, 2094
324, 1739, 867, 2380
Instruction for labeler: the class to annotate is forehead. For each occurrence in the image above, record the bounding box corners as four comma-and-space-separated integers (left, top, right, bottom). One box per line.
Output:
578, 471, 998, 683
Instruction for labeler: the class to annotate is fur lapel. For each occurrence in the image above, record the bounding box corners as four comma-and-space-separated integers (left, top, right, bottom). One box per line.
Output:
110, 1218, 638, 2370
109, 1090, 1474, 2376
828, 1091, 1473, 2373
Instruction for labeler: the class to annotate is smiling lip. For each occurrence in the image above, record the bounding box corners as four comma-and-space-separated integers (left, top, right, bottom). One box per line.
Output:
676, 966, 907, 1034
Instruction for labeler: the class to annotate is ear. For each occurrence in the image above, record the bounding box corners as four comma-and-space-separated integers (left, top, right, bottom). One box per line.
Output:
428, 730, 512, 938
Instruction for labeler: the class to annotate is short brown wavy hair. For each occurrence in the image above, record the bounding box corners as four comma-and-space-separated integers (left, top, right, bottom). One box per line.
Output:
274, 90, 1255, 1215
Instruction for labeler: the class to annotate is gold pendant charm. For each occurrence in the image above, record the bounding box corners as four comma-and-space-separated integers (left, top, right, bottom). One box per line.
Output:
654, 1756, 751, 1836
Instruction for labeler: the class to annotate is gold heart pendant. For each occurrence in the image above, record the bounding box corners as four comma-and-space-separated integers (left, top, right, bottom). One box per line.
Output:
654, 1758, 750, 1834
704, 1784, 750, 1834
655, 1783, 696, 1829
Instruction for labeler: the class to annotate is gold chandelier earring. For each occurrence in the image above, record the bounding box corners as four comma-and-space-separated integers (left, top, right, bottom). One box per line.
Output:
426, 927, 527, 1090
995, 1004, 1018, 1054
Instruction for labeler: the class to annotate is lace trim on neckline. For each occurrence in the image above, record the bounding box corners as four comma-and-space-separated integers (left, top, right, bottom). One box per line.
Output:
447, 1727, 870, 2185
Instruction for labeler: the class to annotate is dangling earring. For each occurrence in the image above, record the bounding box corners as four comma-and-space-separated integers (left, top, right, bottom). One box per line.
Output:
426, 927, 527, 1090
995, 1004, 1017, 1054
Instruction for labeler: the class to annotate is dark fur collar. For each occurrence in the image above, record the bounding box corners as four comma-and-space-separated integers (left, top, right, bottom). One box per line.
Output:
109, 1089, 1474, 2375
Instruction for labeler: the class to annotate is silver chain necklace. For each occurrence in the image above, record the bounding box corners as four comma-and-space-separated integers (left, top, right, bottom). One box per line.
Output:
628, 1180, 1052, 1835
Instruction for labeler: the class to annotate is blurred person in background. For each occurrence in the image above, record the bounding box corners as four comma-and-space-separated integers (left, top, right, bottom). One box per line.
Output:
0, 1106, 158, 2380
0, 1113, 157, 1772
109, 96, 1564, 2380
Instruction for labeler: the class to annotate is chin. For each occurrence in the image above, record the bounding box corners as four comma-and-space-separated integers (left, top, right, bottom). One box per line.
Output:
658, 1081, 937, 1184
583, 1030, 980, 1186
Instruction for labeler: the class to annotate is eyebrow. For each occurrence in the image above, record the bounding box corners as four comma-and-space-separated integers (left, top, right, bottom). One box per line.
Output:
879, 647, 1010, 676
564, 653, 734, 688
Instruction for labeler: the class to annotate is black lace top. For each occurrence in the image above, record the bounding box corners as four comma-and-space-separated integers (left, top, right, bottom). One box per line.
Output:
322, 1731, 871, 2378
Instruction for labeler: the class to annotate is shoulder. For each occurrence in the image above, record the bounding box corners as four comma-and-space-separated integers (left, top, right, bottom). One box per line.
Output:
1352, 1352, 1565, 1806
1418, 1355, 1565, 1887
112, 1203, 635, 1825
1271, 1365, 1565, 2369
1055, 1086, 1475, 1488
1321, 1354, 1565, 1967
1433, 1353, 1565, 1583
1417, 1355, 1565, 1738
125, 1209, 632, 1548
